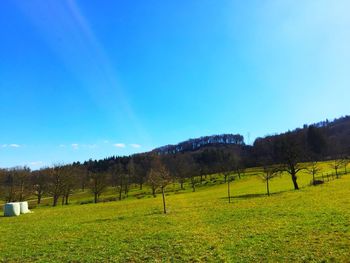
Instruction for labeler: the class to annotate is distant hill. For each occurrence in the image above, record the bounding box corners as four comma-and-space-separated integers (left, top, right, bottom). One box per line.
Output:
78, 115, 349, 176
153, 134, 245, 154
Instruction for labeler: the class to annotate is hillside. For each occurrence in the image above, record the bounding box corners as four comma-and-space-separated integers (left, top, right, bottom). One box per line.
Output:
1, 165, 349, 262
153, 134, 245, 154
72, 116, 349, 182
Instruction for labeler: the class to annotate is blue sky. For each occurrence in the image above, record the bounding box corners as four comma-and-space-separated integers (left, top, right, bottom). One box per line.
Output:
0, 0, 349, 169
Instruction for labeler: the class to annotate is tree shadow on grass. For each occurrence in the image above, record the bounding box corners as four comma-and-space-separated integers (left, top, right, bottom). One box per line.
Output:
219, 190, 288, 200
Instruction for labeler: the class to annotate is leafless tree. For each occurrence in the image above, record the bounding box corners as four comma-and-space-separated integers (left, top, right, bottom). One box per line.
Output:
147, 155, 171, 214
341, 157, 349, 174
0, 169, 5, 200
307, 161, 321, 185
89, 171, 108, 203
17, 166, 31, 201
31, 168, 49, 205
260, 165, 280, 196
233, 156, 245, 180
274, 133, 306, 190
330, 159, 343, 179
61, 165, 79, 205
2, 166, 30, 202
1, 169, 16, 202
110, 162, 127, 200
177, 154, 198, 192
219, 151, 237, 203
48, 164, 65, 206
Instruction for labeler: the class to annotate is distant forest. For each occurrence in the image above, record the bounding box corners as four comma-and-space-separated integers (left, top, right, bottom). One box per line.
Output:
1, 116, 349, 205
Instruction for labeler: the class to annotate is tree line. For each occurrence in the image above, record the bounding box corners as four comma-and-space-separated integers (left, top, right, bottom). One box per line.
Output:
0, 116, 349, 213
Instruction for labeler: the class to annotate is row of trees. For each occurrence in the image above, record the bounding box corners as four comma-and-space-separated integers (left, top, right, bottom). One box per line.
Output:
0, 164, 83, 206
253, 125, 349, 196
1, 121, 349, 213
0, 147, 249, 213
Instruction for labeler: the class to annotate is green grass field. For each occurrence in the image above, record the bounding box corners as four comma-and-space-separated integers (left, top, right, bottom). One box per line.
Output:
1, 163, 349, 262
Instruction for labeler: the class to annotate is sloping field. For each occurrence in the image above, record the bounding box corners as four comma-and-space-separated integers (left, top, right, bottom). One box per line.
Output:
0, 171, 349, 262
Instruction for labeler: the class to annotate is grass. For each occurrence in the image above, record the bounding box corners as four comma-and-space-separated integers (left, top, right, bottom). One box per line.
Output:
0, 162, 349, 262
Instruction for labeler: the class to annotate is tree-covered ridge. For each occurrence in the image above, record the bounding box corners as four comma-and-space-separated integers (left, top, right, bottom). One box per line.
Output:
153, 134, 245, 154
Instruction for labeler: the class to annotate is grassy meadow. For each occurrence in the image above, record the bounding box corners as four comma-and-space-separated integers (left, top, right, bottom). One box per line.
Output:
0, 161, 349, 262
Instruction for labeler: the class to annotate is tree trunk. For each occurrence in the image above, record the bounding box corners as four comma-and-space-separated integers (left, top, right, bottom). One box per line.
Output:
140, 182, 143, 190
266, 177, 270, 196
152, 185, 156, 197
191, 178, 195, 192
124, 184, 128, 195
161, 186, 166, 214
94, 192, 98, 203
291, 173, 299, 190
37, 194, 42, 205
224, 174, 227, 183
53, 195, 59, 207
227, 178, 231, 203
65, 193, 69, 205
180, 181, 184, 190
119, 187, 123, 201
200, 175, 203, 184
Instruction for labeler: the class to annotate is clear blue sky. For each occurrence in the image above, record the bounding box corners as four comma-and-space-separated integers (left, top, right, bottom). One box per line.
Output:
0, 0, 349, 169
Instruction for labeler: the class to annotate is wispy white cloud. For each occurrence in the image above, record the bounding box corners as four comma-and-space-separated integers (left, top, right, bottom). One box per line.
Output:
130, 144, 141, 148
114, 143, 125, 148
71, 143, 79, 150
1, 144, 21, 149
59, 144, 66, 148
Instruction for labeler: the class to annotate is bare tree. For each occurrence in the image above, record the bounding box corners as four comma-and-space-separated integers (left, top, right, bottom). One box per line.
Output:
2, 169, 16, 202
147, 155, 171, 214
163, 154, 184, 190
86, 160, 109, 203
307, 161, 321, 185
219, 151, 237, 203
274, 133, 306, 190
260, 165, 280, 196
2, 166, 30, 202
89, 171, 108, 203
233, 156, 245, 180
0, 169, 6, 201
178, 154, 198, 192
31, 168, 49, 205
48, 165, 65, 207
341, 157, 349, 174
61, 165, 79, 205
78, 166, 89, 192
330, 159, 342, 179
132, 155, 149, 190
110, 162, 127, 200
17, 166, 31, 201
